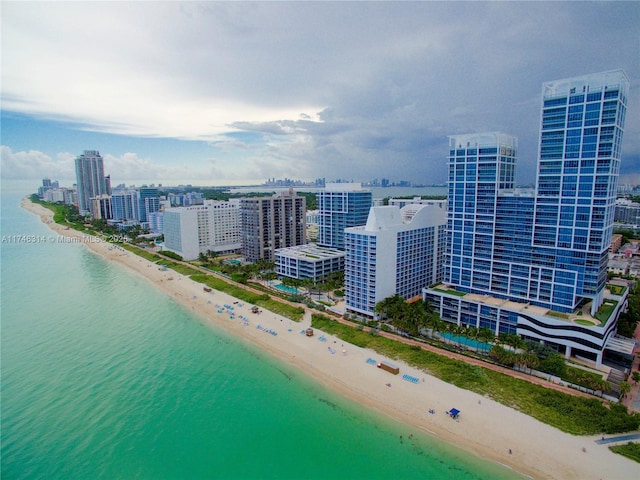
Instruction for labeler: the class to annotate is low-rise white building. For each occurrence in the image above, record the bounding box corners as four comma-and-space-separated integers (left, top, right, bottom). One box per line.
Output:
424, 282, 631, 369
275, 244, 345, 282
607, 259, 628, 276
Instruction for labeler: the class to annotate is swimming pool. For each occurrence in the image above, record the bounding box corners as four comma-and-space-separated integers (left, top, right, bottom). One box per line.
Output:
273, 283, 299, 294
440, 333, 492, 351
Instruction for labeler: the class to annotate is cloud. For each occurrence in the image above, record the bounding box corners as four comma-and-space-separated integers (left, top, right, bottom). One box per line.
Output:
1, 2, 638, 185
0, 146, 75, 181
0, 146, 271, 187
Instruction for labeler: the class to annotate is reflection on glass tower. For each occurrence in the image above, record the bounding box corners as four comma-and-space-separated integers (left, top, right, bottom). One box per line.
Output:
425, 71, 631, 368
443, 71, 629, 315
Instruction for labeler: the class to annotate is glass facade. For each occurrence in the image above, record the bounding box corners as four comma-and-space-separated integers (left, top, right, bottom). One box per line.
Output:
445, 132, 519, 293
75, 150, 108, 216
317, 187, 372, 250
344, 232, 378, 314
139, 187, 160, 223
534, 70, 628, 310
110, 189, 140, 222
441, 71, 629, 315
425, 71, 630, 366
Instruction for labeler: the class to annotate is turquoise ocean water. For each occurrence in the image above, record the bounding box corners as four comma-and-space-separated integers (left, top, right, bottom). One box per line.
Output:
1, 191, 522, 480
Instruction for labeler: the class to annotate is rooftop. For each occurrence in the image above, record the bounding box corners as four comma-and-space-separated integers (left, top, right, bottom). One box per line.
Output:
428, 282, 630, 328
543, 69, 629, 98
275, 243, 345, 261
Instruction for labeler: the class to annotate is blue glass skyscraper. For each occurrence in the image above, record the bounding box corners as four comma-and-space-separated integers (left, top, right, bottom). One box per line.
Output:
424, 71, 631, 367
534, 70, 628, 314
75, 150, 108, 216
139, 186, 160, 223
317, 183, 372, 250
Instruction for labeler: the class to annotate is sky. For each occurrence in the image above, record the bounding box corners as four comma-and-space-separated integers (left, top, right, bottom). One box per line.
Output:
1, 1, 639, 188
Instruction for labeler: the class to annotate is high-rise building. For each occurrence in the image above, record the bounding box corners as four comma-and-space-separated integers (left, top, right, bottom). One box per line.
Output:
424, 70, 631, 367
91, 194, 112, 220
240, 189, 306, 262
163, 207, 200, 260
139, 186, 160, 223
110, 189, 141, 223
163, 200, 241, 260
207, 200, 242, 254
75, 150, 108, 216
317, 183, 372, 250
533, 70, 629, 314
345, 204, 447, 318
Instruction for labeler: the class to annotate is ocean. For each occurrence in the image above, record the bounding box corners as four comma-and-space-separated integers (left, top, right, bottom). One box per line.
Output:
1, 190, 521, 480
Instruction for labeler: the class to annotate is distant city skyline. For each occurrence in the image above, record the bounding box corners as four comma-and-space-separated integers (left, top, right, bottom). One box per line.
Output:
2, 2, 639, 187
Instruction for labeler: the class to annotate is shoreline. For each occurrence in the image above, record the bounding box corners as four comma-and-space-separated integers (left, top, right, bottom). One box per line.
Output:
22, 197, 639, 480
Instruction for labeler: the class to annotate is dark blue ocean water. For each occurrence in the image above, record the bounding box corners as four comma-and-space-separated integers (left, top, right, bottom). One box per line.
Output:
1, 191, 521, 480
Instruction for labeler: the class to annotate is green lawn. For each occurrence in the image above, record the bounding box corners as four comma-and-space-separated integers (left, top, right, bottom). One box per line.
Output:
35, 198, 639, 436
573, 319, 597, 326
311, 314, 640, 436
430, 288, 466, 297
121, 244, 161, 262
607, 284, 627, 296
610, 442, 640, 463
595, 300, 618, 322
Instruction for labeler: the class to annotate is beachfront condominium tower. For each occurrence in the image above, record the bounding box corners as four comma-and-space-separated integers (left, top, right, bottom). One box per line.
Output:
424, 70, 631, 367
163, 200, 242, 261
110, 188, 141, 223
345, 204, 447, 318
533, 70, 629, 315
139, 186, 160, 223
75, 150, 108, 216
240, 189, 306, 262
317, 183, 372, 250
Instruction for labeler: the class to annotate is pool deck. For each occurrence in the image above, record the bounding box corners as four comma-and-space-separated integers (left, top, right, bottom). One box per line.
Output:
270, 282, 299, 294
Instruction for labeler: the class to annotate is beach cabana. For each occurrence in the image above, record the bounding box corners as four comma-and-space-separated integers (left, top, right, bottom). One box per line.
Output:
447, 408, 460, 419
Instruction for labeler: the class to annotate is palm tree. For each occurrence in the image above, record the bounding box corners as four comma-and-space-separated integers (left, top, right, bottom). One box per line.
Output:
477, 327, 495, 355
430, 316, 445, 341
595, 379, 611, 397
619, 381, 631, 400
518, 353, 539, 374
467, 326, 479, 350
512, 334, 526, 353
526, 354, 540, 374
374, 295, 405, 322
262, 270, 277, 286
456, 324, 468, 348
443, 321, 457, 345
302, 277, 317, 299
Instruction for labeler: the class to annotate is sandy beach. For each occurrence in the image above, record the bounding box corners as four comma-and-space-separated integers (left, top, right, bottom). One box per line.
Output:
23, 198, 640, 480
